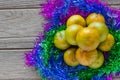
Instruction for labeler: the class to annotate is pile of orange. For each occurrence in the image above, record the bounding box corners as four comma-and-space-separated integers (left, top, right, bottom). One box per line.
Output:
54, 13, 115, 69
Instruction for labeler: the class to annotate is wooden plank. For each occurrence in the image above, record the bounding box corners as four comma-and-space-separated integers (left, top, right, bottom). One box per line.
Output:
0, 0, 119, 9
108, 0, 120, 5
0, 37, 36, 49
0, 0, 44, 9
0, 9, 44, 38
0, 9, 44, 49
111, 5, 120, 8
0, 50, 40, 80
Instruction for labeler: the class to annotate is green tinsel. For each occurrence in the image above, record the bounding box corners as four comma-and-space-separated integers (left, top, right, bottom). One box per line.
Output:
40, 25, 66, 65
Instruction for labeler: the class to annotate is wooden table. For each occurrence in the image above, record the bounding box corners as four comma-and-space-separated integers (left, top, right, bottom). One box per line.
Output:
0, 0, 119, 80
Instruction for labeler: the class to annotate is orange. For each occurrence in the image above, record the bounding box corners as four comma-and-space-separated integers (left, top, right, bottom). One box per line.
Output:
98, 34, 115, 51
86, 13, 105, 25
54, 30, 70, 50
65, 24, 83, 45
88, 51, 104, 69
88, 22, 109, 42
64, 48, 79, 66
76, 28, 100, 51
76, 48, 98, 66
66, 15, 86, 27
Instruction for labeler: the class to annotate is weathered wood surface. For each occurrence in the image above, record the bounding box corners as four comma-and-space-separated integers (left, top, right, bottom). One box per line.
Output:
0, 0, 119, 80
0, 0, 44, 9
0, 50, 40, 80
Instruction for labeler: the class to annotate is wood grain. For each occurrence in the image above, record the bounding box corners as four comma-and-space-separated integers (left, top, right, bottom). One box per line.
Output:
0, 9, 43, 38
0, 9, 44, 50
0, 0, 44, 9
108, 0, 120, 4
0, 50, 40, 80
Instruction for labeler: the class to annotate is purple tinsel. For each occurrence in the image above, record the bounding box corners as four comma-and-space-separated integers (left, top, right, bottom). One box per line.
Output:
40, 0, 120, 31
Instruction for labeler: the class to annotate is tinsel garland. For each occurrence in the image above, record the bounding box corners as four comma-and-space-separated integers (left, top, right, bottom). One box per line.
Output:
25, 0, 120, 80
